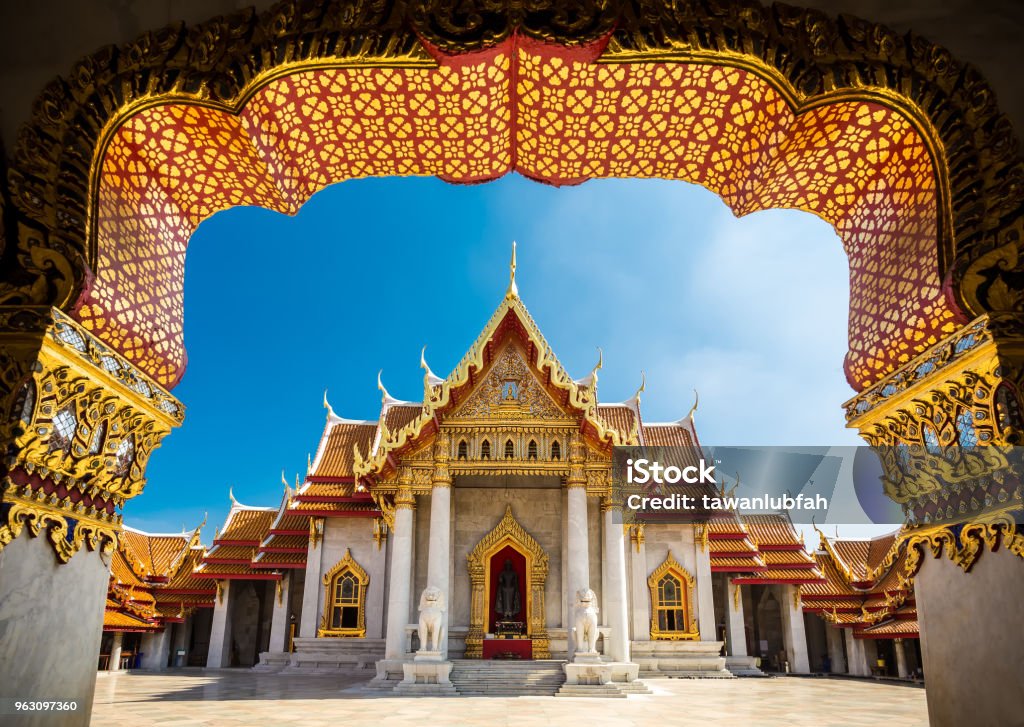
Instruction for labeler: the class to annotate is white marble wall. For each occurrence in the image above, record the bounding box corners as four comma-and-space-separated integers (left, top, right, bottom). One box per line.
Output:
915, 548, 1024, 726
139, 628, 171, 670
315, 518, 387, 639
0, 531, 110, 727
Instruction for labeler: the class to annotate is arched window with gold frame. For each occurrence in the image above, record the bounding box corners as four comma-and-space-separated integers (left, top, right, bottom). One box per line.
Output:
648, 550, 698, 640
318, 548, 368, 638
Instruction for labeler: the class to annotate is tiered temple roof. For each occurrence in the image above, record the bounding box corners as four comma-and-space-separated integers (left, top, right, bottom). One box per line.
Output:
103, 523, 215, 632
709, 512, 824, 585
801, 529, 918, 639
196, 493, 282, 581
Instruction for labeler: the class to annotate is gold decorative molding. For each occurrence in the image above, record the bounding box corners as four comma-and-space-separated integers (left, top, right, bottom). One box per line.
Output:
308, 517, 324, 548
846, 314, 1023, 524
465, 505, 549, 659
628, 523, 646, 553
318, 548, 368, 638
648, 550, 699, 641
0, 307, 181, 563
902, 511, 1024, 576
0, 500, 117, 564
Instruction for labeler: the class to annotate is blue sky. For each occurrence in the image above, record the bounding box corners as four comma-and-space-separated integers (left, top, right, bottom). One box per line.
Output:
134, 174, 866, 538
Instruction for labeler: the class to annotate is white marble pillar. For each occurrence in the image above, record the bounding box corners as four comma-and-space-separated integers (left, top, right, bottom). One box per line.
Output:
108, 632, 123, 672
268, 574, 291, 653
894, 638, 909, 678
694, 530, 716, 641
299, 520, 324, 638
171, 618, 191, 667
140, 628, 172, 670
724, 581, 747, 657
863, 638, 878, 674
779, 584, 810, 673
206, 580, 233, 668
601, 503, 630, 662
566, 483, 590, 655
384, 487, 416, 660
843, 628, 864, 675
426, 484, 451, 657
628, 527, 650, 642
826, 624, 846, 673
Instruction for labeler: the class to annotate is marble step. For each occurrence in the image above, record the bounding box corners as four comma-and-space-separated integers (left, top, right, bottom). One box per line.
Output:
556, 683, 628, 698
449, 660, 567, 696
615, 680, 653, 694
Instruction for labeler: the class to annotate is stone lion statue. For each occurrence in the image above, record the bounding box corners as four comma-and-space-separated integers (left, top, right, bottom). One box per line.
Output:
572, 587, 600, 654
417, 585, 446, 653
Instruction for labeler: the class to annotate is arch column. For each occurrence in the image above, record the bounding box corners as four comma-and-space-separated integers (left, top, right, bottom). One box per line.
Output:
601, 499, 630, 662
566, 433, 590, 656
383, 480, 416, 660
426, 433, 452, 657
847, 313, 1024, 725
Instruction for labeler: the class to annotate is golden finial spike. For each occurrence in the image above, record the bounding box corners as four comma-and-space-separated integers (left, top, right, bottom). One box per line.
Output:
632, 370, 646, 401
506, 240, 518, 299
686, 389, 699, 420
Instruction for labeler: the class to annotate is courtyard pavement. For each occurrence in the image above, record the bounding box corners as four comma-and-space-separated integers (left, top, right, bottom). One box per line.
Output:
92, 669, 928, 727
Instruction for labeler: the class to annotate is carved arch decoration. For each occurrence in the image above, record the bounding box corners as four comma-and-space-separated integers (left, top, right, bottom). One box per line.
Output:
318, 547, 369, 637
1, 1, 1021, 394
647, 550, 699, 641
465, 505, 549, 658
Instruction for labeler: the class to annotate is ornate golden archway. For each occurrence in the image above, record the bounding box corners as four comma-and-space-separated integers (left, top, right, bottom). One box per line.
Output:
465, 505, 550, 659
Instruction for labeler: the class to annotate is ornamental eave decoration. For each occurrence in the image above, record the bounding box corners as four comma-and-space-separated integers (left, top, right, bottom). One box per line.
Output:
648, 549, 699, 641
318, 547, 369, 638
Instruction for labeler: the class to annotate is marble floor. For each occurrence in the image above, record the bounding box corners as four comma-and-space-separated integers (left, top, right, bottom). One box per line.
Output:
92, 670, 928, 727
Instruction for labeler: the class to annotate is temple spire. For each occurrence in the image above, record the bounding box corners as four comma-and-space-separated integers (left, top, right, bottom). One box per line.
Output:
506, 240, 518, 299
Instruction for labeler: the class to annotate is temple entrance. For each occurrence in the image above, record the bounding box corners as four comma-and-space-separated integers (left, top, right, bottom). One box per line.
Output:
465, 506, 550, 659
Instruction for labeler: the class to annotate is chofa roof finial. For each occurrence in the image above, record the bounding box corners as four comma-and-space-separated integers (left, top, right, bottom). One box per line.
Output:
506, 240, 518, 299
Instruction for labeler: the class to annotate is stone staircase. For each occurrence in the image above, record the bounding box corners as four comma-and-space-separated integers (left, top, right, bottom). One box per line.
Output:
448, 659, 566, 696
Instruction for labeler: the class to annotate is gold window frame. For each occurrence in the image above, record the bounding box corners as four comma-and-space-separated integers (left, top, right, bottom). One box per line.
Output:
648, 550, 699, 641
318, 548, 368, 638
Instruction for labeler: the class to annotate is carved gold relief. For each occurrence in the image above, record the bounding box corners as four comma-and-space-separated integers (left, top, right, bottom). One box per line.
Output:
846, 314, 1023, 526
0, 308, 181, 563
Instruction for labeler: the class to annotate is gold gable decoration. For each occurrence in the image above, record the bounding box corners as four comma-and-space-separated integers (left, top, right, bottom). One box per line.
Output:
648, 550, 699, 641
465, 505, 550, 659
354, 293, 640, 481
318, 548, 368, 638
450, 343, 567, 421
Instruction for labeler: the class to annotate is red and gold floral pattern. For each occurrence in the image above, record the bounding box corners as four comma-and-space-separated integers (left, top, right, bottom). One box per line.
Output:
75, 43, 959, 389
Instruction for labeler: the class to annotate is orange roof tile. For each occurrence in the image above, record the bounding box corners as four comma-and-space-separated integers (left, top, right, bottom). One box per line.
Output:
742, 514, 805, 548
296, 482, 354, 498
858, 619, 919, 637
120, 528, 190, 580
596, 405, 635, 438
642, 424, 694, 448
203, 545, 256, 562
735, 568, 825, 582
311, 422, 378, 479
761, 549, 816, 566
384, 404, 422, 433
104, 610, 159, 631
218, 508, 276, 543
253, 551, 306, 567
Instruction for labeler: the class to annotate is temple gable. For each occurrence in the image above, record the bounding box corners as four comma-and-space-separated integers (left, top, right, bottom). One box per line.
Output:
449, 343, 570, 422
